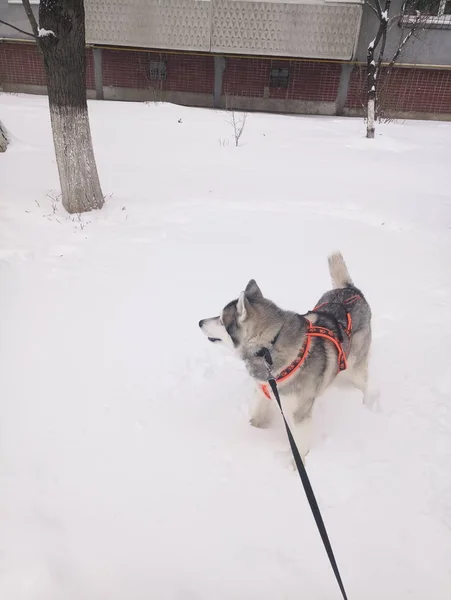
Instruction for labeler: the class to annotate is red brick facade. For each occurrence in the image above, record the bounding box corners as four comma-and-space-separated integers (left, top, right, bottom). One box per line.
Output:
102, 49, 215, 94
346, 65, 451, 115
221, 57, 341, 102
1, 41, 451, 117
0, 42, 46, 87
0, 42, 95, 90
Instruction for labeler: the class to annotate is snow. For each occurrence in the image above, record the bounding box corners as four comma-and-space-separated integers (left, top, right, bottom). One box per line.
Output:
37, 28, 55, 38
381, 9, 389, 21
1, 93, 451, 600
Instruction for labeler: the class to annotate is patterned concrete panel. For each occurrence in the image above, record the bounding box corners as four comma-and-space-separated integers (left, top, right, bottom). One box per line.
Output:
85, 0, 362, 59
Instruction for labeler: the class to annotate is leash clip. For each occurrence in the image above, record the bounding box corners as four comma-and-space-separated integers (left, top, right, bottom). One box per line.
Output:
256, 346, 274, 380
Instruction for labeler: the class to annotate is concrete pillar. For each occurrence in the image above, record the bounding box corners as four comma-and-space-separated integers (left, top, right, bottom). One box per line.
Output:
214, 56, 226, 108
335, 63, 353, 116
93, 47, 104, 100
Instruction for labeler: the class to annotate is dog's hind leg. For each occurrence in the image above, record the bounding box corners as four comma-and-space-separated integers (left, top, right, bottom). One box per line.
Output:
348, 358, 369, 402
348, 354, 381, 409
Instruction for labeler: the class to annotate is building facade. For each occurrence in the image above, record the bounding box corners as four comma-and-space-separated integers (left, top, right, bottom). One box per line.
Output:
1, 0, 450, 119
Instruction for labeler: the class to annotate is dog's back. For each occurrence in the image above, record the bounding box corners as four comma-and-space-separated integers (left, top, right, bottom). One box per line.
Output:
312, 252, 371, 365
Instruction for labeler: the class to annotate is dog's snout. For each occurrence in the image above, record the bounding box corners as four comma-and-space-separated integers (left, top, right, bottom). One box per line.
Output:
198, 319, 205, 329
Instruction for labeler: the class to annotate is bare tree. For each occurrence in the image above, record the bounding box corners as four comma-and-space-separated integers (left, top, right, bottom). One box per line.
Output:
223, 92, 248, 147
0, 120, 9, 152
365, 0, 427, 138
228, 111, 248, 147
18, 0, 104, 213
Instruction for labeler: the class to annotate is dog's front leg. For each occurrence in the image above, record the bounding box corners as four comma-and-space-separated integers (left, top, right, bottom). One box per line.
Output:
285, 395, 315, 464
249, 386, 272, 428
290, 415, 313, 464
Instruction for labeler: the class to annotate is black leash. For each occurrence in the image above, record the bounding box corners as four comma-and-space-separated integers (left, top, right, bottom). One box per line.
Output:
262, 347, 349, 600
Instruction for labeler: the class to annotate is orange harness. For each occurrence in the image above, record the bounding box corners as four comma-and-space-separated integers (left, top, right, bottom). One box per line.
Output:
260, 295, 360, 400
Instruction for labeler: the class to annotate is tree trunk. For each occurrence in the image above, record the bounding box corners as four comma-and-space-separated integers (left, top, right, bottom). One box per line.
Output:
366, 44, 377, 139
365, 1, 390, 139
0, 120, 8, 152
367, 98, 375, 139
38, 0, 103, 213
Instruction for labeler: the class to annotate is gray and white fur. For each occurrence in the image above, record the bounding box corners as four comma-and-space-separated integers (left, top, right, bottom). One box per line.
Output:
199, 252, 372, 462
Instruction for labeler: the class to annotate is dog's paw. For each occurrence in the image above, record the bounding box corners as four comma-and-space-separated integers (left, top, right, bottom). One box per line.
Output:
275, 449, 307, 471
290, 454, 307, 471
290, 452, 308, 473
364, 388, 381, 412
249, 411, 271, 429
249, 415, 269, 429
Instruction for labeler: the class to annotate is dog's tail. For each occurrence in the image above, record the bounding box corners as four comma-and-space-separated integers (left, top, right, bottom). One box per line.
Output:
328, 251, 354, 289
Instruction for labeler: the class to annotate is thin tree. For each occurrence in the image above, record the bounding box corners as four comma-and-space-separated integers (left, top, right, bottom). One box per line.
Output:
228, 111, 248, 147
365, 0, 426, 138
20, 0, 104, 213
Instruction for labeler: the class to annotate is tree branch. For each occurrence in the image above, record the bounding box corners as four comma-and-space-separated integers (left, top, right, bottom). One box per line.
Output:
0, 18, 36, 38
367, 1, 381, 18
368, 22, 385, 55
377, 29, 387, 76
22, 0, 39, 39
386, 15, 420, 73
388, 13, 402, 27
371, 0, 384, 17
370, 0, 391, 57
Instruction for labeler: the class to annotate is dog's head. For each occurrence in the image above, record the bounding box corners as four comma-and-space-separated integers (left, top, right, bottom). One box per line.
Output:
199, 280, 284, 371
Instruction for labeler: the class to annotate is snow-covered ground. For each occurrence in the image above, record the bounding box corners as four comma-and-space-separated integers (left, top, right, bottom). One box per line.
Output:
1, 94, 450, 600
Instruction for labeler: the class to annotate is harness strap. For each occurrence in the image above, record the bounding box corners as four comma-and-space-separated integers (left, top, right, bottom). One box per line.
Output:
308, 325, 348, 371
260, 294, 360, 399
260, 320, 345, 399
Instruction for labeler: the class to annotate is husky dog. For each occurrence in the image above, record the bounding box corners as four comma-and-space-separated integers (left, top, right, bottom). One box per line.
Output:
198, 252, 371, 461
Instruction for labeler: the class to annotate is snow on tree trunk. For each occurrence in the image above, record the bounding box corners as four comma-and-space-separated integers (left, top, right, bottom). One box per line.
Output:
0, 120, 8, 152
366, 41, 377, 139
365, 1, 391, 139
38, 0, 103, 214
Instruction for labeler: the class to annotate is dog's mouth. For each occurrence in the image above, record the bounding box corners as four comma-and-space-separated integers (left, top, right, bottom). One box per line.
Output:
208, 337, 222, 343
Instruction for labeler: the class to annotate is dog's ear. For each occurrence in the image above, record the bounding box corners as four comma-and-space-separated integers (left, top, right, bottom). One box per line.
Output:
245, 279, 263, 301
236, 291, 249, 322
237, 280, 262, 322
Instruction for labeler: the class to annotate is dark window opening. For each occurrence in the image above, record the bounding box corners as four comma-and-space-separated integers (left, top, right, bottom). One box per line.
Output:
270, 68, 289, 89
149, 61, 167, 81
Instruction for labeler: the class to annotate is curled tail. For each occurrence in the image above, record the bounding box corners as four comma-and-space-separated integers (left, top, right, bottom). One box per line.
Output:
328, 251, 354, 289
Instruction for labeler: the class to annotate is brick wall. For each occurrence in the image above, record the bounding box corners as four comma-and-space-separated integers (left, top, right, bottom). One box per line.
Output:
102, 49, 149, 90
284, 60, 341, 102
0, 42, 45, 87
346, 64, 451, 115
222, 57, 341, 102
0, 42, 95, 90
1, 41, 451, 117
102, 49, 214, 94
86, 49, 95, 89
222, 57, 269, 97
